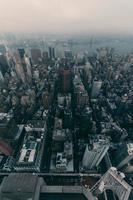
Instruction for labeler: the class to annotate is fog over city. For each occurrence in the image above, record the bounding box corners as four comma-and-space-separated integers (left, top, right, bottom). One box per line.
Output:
0, 0, 133, 34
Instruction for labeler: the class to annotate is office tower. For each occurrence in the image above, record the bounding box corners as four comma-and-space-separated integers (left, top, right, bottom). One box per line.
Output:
49, 47, 55, 59
73, 73, 89, 107
82, 136, 109, 169
31, 48, 42, 64
91, 81, 102, 98
63, 70, 71, 93
59, 69, 72, 93
76, 87, 89, 107
14, 53, 26, 83
14, 50, 32, 84
79, 107, 92, 137
83, 62, 92, 84
24, 55, 32, 82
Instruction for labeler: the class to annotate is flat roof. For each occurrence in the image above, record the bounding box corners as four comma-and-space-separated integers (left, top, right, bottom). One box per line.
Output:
1, 173, 38, 193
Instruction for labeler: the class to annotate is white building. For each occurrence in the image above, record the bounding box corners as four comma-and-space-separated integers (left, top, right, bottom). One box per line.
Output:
82, 136, 109, 170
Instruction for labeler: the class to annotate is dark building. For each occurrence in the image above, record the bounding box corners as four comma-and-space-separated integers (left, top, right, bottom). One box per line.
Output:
63, 109, 72, 129
0, 113, 23, 156
0, 54, 9, 75
42, 91, 51, 109
0, 113, 18, 140
0, 173, 42, 200
59, 69, 72, 93
18, 48, 25, 59
31, 48, 42, 64
49, 47, 55, 59
0, 174, 94, 200
0, 140, 13, 156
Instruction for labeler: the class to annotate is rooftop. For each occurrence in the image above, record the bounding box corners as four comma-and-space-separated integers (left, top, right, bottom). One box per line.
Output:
0, 173, 38, 193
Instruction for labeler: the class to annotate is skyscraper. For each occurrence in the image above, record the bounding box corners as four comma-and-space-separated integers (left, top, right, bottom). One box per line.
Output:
91, 81, 102, 98
82, 136, 109, 170
31, 48, 42, 65
59, 69, 72, 93
14, 53, 26, 83
49, 47, 55, 59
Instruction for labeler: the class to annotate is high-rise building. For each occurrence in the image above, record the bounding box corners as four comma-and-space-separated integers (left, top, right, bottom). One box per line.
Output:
24, 55, 32, 82
0, 54, 9, 75
14, 50, 32, 84
73, 73, 89, 107
59, 69, 72, 93
14, 53, 26, 83
83, 62, 92, 84
31, 48, 42, 64
91, 81, 102, 98
42, 91, 51, 109
49, 47, 55, 59
82, 135, 109, 170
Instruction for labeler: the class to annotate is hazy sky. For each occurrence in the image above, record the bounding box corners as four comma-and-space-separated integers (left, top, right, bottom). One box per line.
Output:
0, 0, 133, 34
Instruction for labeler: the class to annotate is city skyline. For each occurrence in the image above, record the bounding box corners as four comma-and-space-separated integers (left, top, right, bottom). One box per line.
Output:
0, 1, 133, 199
